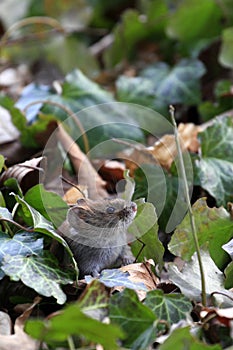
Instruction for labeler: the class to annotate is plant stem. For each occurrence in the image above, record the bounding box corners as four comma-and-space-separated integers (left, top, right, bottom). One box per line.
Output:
0, 220, 14, 238
169, 105, 206, 306
67, 336, 75, 350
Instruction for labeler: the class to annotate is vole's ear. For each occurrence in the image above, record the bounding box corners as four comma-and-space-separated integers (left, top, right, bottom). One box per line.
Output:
77, 198, 86, 205
74, 198, 88, 210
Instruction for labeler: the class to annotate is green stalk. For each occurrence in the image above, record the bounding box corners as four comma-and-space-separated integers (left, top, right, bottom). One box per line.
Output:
169, 106, 206, 306
67, 336, 75, 350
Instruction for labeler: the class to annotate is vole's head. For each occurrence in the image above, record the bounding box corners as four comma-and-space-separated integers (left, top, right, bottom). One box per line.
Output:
67, 197, 137, 230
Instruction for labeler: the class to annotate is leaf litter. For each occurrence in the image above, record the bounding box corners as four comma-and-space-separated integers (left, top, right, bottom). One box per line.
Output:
1, 1, 233, 349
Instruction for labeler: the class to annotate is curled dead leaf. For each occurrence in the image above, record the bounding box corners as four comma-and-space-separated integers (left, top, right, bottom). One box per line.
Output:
120, 123, 202, 172
0, 156, 46, 192
95, 160, 126, 193
118, 260, 159, 300
148, 123, 202, 169
63, 185, 88, 205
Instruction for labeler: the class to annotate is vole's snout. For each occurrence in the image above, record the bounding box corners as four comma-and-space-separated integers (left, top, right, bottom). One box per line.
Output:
131, 202, 137, 212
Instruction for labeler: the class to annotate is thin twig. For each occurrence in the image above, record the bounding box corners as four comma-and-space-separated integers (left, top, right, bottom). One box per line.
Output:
60, 175, 86, 198
0, 218, 34, 233
0, 16, 64, 49
134, 238, 146, 262
211, 291, 233, 302
169, 105, 206, 306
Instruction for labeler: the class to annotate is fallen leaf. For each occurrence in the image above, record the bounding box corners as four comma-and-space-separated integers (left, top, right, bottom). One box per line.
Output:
120, 261, 159, 300
63, 185, 88, 205
196, 305, 233, 345
0, 156, 46, 193
120, 123, 201, 172
96, 160, 125, 193
168, 250, 233, 307
86, 268, 148, 292
120, 261, 159, 290
0, 106, 20, 144
57, 124, 108, 200
0, 297, 40, 350
149, 123, 201, 169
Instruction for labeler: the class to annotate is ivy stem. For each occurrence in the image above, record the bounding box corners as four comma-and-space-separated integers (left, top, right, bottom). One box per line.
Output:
169, 105, 206, 306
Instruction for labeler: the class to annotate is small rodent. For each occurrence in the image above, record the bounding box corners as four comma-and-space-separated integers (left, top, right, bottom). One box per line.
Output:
64, 197, 137, 278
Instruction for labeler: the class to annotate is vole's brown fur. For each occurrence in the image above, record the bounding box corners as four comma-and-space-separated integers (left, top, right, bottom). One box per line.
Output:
63, 198, 137, 278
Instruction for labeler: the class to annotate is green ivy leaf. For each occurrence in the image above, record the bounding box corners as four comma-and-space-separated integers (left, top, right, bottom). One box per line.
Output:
0, 94, 54, 149
199, 80, 233, 122
13, 195, 78, 274
0, 231, 43, 262
166, 0, 222, 46
219, 27, 233, 69
104, 1, 170, 68
0, 211, 43, 279
2, 252, 73, 304
0, 155, 5, 172
224, 261, 233, 289
194, 116, 233, 206
129, 199, 164, 269
117, 59, 205, 115
14, 70, 145, 153
0, 193, 6, 208
104, 9, 148, 68
25, 301, 124, 349
24, 184, 69, 228
116, 76, 159, 105
109, 288, 156, 348
144, 290, 192, 326
169, 198, 233, 270
142, 59, 205, 105
78, 279, 109, 320
133, 164, 188, 233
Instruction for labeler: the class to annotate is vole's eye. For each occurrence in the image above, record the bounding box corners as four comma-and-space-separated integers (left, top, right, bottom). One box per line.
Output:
106, 206, 115, 214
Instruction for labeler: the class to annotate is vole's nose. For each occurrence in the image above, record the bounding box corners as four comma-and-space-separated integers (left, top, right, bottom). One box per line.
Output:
131, 202, 137, 212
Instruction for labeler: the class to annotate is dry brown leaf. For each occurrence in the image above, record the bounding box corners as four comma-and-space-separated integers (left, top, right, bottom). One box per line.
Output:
0, 297, 41, 350
95, 160, 126, 193
118, 261, 159, 300
57, 124, 108, 200
63, 185, 88, 205
148, 123, 202, 169
121, 123, 202, 172
0, 156, 46, 192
